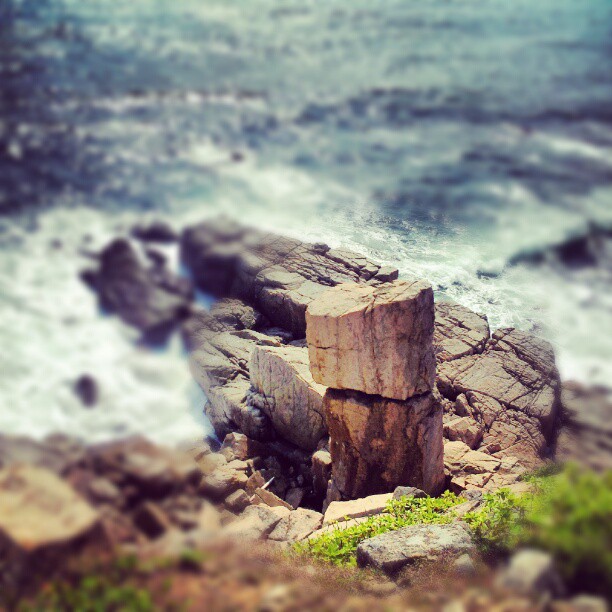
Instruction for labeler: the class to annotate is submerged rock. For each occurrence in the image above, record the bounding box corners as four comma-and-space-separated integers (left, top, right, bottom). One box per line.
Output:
306, 280, 435, 400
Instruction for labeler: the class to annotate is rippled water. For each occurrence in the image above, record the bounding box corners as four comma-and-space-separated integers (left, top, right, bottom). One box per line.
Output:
1, 0, 611, 442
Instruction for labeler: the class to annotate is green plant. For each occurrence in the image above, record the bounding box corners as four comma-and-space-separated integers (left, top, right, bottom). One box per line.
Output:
294, 490, 463, 566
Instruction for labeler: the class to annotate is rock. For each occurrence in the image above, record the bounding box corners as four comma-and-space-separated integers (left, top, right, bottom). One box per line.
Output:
392, 486, 428, 501
306, 280, 435, 400
285, 487, 305, 509
197, 501, 222, 533
221, 431, 267, 462
268, 508, 324, 542
311, 449, 332, 497
444, 416, 484, 449
552, 596, 609, 612
496, 549, 564, 598
180, 218, 397, 336
252, 487, 292, 510
88, 477, 122, 504
0, 434, 83, 475
187, 315, 281, 439
356, 523, 475, 577
437, 328, 561, 469
0, 465, 107, 594
73, 374, 98, 408
324, 388, 445, 499
225, 489, 251, 513
199, 467, 248, 500
434, 302, 490, 362
246, 471, 267, 495
223, 505, 289, 540
196, 452, 227, 475
249, 344, 327, 451
210, 299, 266, 332
556, 381, 612, 472
84, 239, 192, 342
131, 220, 178, 243
323, 493, 392, 526
453, 553, 477, 577
133, 502, 171, 539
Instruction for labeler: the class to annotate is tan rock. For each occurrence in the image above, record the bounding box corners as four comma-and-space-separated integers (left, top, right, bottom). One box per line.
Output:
0, 465, 106, 593
323, 493, 392, 526
223, 505, 290, 540
306, 280, 435, 400
311, 449, 332, 496
325, 388, 445, 499
434, 302, 490, 362
268, 508, 324, 542
249, 344, 327, 451
199, 467, 248, 500
252, 487, 292, 510
444, 416, 484, 449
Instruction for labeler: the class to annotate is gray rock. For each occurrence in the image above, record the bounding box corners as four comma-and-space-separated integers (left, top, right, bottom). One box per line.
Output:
392, 486, 428, 501
453, 553, 477, 577
223, 505, 290, 540
268, 508, 323, 542
434, 302, 490, 362
249, 344, 327, 451
497, 549, 565, 598
224, 489, 251, 513
356, 523, 475, 577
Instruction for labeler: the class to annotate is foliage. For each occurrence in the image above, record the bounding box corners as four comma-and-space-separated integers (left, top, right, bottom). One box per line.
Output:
294, 490, 463, 566
464, 464, 612, 596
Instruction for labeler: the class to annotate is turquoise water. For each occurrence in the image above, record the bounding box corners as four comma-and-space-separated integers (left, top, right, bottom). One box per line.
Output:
1, 0, 611, 441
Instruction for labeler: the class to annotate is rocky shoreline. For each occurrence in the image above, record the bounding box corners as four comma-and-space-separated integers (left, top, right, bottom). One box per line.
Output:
1, 217, 610, 608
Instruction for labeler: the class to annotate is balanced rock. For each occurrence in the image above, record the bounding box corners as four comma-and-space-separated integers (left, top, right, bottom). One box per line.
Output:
249, 344, 327, 451
324, 388, 445, 499
306, 280, 436, 400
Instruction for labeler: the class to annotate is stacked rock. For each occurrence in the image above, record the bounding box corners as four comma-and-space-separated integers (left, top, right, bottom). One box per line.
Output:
306, 280, 445, 503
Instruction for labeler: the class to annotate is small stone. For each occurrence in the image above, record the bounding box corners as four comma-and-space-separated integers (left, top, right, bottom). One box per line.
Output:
252, 487, 292, 510
311, 449, 332, 497
73, 374, 98, 408
453, 553, 477, 577
199, 468, 248, 500
392, 486, 428, 501
225, 489, 251, 513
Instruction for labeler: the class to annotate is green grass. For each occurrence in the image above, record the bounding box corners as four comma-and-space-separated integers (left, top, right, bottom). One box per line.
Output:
294, 490, 464, 566
296, 465, 612, 597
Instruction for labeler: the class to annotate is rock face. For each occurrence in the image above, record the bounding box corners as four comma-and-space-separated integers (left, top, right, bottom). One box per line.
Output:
306, 280, 435, 400
324, 388, 445, 499
0, 465, 106, 595
356, 523, 475, 577
434, 302, 490, 362
180, 218, 398, 336
249, 344, 327, 451
437, 328, 561, 469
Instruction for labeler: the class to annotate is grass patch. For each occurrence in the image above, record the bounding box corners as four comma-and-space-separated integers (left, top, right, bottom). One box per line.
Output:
294, 490, 463, 566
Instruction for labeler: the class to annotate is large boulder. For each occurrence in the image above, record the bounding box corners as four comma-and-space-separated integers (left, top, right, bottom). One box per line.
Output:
306, 280, 435, 400
0, 465, 107, 596
434, 302, 490, 362
356, 523, 475, 577
324, 388, 445, 499
437, 328, 561, 468
249, 344, 327, 451
180, 218, 397, 336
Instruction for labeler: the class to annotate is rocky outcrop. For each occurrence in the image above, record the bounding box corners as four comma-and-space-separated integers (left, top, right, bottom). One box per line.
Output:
437, 328, 561, 469
82, 238, 193, 342
249, 344, 327, 451
324, 388, 445, 499
0, 465, 107, 597
356, 522, 475, 577
180, 218, 398, 336
306, 280, 435, 400
434, 302, 490, 362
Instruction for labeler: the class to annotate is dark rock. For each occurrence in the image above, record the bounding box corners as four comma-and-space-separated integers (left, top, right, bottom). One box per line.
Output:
73, 374, 98, 408
133, 502, 171, 539
324, 388, 445, 499
225, 489, 251, 513
131, 220, 178, 243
